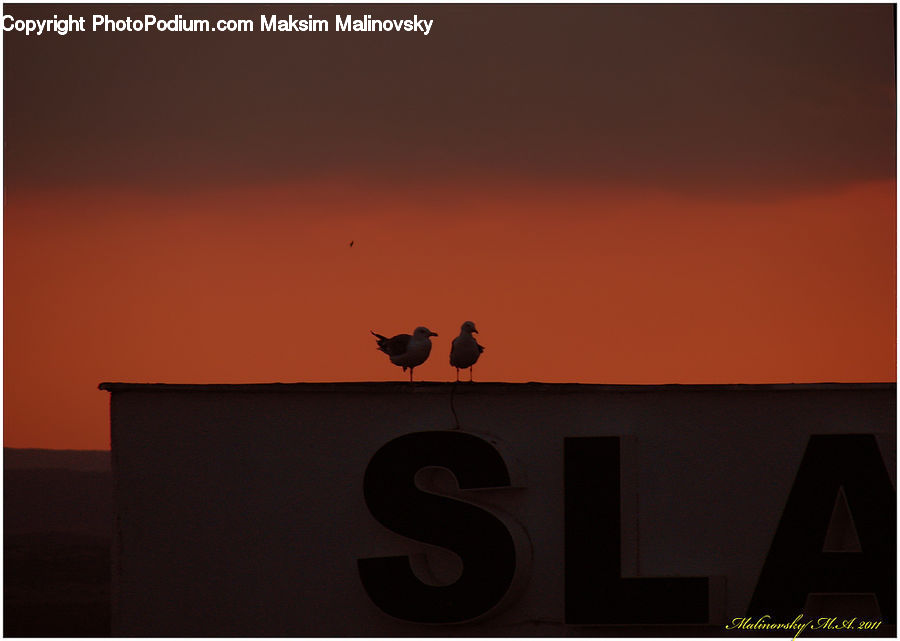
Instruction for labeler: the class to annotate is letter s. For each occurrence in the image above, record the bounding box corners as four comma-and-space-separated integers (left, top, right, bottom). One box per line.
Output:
358, 431, 525, 623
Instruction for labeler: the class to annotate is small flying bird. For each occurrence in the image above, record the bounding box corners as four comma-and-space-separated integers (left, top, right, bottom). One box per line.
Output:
371, 326, 438, 382
450, 321, 484, 382
349, 240, 354, 247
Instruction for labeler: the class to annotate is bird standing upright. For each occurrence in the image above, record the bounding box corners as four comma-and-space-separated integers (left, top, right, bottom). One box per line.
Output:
371, 326, 438, 382
450, 321, 484, 382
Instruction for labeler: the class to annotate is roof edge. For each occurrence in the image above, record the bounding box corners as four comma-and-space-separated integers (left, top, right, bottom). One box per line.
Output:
98, 381, 897, 393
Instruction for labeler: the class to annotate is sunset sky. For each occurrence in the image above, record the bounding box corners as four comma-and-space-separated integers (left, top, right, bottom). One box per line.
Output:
4, 4, 896, 449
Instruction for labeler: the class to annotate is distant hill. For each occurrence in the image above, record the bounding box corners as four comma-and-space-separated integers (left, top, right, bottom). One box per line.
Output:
4, 449, 112, 539
5, 468, 112, 539
5, 448, 110, 472
4, 449, 113, 635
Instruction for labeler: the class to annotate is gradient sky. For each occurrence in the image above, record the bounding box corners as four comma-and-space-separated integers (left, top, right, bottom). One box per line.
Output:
4, 4, 896, 449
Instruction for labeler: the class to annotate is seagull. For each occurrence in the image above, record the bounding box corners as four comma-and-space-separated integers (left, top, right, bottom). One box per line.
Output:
371, 326, 438, 382
450, 321, 484, 382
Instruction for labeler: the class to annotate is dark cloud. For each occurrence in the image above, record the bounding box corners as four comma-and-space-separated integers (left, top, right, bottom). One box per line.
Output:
4, 4, 895, 194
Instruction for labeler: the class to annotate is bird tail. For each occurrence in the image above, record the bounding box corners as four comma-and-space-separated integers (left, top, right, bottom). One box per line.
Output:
371, 331, 389, 351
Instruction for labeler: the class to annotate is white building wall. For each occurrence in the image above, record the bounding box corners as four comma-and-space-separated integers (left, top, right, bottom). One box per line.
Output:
103, 382, 895, 636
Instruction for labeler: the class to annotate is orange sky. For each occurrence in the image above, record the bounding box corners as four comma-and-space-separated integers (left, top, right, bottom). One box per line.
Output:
4, 178, 895, 449
3, 4, 896, 449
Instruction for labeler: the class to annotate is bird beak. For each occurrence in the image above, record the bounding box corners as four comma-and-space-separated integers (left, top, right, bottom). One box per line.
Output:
430, 331, 439, 337
472, 329, 478, 334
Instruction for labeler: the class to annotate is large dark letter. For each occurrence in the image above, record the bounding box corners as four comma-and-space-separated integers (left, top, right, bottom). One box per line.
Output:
565, 436, 709, 624
749, 435, 895, 622
358, 431, 519, 623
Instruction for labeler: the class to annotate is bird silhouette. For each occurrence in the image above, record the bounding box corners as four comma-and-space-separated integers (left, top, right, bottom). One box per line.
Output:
372, 326, 438, 382
450, 321, 484, 382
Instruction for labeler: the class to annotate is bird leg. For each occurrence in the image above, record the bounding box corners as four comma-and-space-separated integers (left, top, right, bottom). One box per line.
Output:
456, 368, 460, 382
409, 367, 414, 383
470, 366, 474, 382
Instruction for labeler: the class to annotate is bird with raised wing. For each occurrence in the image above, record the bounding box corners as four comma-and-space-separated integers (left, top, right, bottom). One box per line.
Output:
371, 326, 438, 382
450, 321, 484, 382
